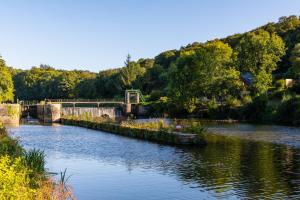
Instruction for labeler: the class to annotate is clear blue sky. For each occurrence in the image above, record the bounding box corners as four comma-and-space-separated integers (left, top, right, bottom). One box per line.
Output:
1, 0, 300, 72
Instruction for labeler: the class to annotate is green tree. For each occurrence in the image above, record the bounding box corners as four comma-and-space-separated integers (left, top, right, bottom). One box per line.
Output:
289, 43, 300, 78
236, 30, 286, 96
56, 71, 81, 98
168, 41, 241, 113
0, 58, 14, 102
120, 54, 146, 89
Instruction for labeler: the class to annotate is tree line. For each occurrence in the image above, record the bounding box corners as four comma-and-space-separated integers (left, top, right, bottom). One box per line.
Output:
1, 15, 300, 122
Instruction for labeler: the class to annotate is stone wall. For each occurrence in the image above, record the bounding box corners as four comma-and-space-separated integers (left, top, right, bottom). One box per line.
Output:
37, 104, 61, 123
0, 104, 21, 124
36, 105, 121, 123
61, 118, 205, 146
61, 107, 122, 119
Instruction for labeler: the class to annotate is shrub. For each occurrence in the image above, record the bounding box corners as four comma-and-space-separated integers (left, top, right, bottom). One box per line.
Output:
183, 121, 205, 137
0, 128, 23, 157
0, 156, 35, 200
275, 97, 300, 125
242, 95, 268, 121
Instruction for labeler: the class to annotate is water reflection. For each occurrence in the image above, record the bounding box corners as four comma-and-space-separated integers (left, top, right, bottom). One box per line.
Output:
206, 123, 300, 148
8, 125, 300, 199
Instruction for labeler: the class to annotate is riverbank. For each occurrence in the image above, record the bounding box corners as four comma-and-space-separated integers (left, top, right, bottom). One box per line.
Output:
61, 118, 206, 146
0, 123, 74, 199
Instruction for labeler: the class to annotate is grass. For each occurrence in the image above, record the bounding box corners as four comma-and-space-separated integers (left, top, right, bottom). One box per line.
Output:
23, 149, 46, 186
120, 119, 170, 131
64, 115, 206, 137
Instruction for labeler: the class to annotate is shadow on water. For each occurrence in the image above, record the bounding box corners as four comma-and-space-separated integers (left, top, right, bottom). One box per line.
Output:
7, 124, 300, 199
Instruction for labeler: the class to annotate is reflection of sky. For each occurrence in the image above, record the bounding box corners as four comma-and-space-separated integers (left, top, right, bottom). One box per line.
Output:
9, 125, 228, 200
8, 124, 300, 199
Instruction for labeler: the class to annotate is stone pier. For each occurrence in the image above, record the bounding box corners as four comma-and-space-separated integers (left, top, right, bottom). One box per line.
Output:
37, 104, 61, 123
0, 104, 21, 124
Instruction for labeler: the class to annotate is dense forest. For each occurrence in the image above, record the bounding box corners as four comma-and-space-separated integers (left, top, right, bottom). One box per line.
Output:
1, 15, 300, 123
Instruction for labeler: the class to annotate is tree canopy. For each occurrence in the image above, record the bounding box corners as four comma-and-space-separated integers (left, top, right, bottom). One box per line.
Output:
3, 15, 300, 121
236, 30, 286, 96
0, 58, 14, 102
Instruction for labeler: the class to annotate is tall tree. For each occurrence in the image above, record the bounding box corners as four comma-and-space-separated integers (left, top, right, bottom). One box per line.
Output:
289, 43, 300, 78
168, 41, 241, 113
0, 58, 14, 102
120, 54, 145, 89
236, 30, 286, 96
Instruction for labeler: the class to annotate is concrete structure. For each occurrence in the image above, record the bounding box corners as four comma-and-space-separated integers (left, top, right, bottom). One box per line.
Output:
22, 90, 145, 122
37, 104, 62, 123
35, 103, 122, 123
125, 90, 143, 114
61, 107, 122, 119
0, 104, 21, 124
285, 79, 294, 88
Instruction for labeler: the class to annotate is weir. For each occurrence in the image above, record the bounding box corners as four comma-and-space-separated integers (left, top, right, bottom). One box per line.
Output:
20, 90, 146, 123
35, 104, 122, 123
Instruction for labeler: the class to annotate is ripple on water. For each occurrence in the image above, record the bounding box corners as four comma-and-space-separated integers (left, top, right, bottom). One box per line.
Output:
7, 124, 300, 200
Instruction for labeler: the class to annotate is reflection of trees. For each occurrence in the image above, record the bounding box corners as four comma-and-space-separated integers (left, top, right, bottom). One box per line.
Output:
15, 125, 300, 199
174, 140, 300, 199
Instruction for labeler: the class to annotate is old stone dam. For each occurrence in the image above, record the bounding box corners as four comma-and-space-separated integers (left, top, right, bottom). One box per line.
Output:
7, 123, 300, 199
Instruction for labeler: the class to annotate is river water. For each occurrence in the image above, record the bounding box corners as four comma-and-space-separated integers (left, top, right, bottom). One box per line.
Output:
7, 124, 300, 200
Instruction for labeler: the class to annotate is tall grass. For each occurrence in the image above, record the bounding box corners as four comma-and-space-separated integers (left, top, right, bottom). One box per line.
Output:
63, 115, 206, 136
120, 119, 170, 131
23, 149, 45, 177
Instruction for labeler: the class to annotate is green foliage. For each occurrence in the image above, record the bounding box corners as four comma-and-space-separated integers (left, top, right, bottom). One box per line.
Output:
0, 156, 36, 200
236, 30, 286, 96
13, 65, 96, 100
6, 15, 300, 123
23, 149, 45, 177
182, 121, 205, 137
168, 40, 242, 113
242, 95, 268, 121
275, 97, 300, 125
288, 43, 300, 78
120, 54, 146, 89
154, 50, 178, 68
0, 58, 14, 102
0, 136, 22, 157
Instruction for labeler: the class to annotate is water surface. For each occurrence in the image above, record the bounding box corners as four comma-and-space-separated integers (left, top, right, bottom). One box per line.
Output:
206, 123, 300, 148
8, 124, 300, 199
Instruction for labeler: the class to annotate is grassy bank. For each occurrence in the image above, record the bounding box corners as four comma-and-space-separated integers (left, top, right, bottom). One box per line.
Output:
0, 123, 75, 200
60, 116, 263, 147
61, 117, 206, 146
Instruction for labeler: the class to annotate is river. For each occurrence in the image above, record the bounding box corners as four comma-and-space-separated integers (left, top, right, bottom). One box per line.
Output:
7, 123, 300, 199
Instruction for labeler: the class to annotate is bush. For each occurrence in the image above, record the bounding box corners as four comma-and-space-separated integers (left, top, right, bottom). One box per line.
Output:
0, 125, 23, 157
242, 95, 268, 121
0, 156, 35, 200
182, 121, 205, 137
275, 97, 300, 125
204, 99, 219, 118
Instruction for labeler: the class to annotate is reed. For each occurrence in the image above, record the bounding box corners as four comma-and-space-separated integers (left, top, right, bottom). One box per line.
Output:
23, 149, 46, 183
